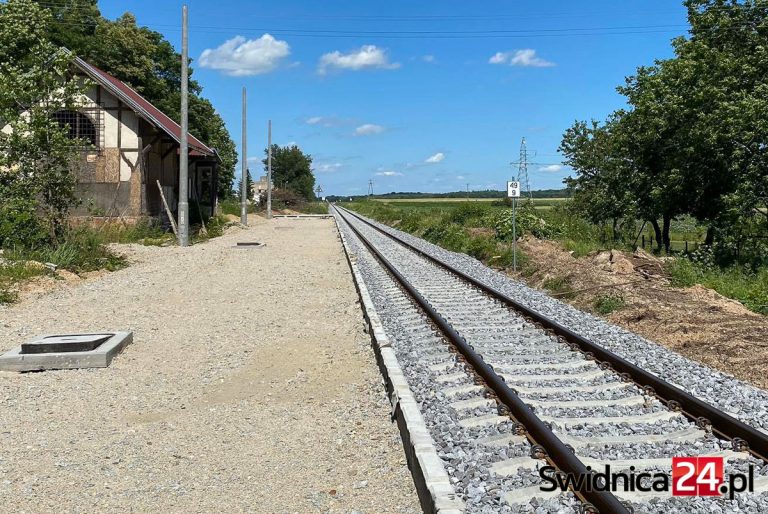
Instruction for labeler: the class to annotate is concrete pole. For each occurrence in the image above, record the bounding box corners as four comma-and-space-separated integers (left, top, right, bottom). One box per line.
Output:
178, 4, 189, 246
240, 87, 248, 225
267, 120, 272, 219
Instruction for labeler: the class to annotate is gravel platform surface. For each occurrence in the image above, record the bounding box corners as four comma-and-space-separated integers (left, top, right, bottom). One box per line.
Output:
0, 217, 418, 514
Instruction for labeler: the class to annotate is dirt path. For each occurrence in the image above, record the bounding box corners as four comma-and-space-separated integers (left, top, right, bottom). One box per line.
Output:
0, 218, 418, 513
517, 236, 768, 389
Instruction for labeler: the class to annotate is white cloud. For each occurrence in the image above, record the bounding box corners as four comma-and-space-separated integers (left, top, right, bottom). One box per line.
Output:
425, 152, 445, 164
376, 170, 402, 177
305, 116, 351, 128
489, 49, 555, 68
489, 52, 507, 65
285, 141, 299, 148
199, 34, 291, 76
539, 164, 563, 172
422, 55, 436, 63
456, 175, 466, 180
354, 124, 385, 136
316, 162, 343, 173
318, 45, 400, 74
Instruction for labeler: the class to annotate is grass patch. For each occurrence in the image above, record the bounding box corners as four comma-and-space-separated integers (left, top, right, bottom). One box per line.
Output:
0, 260, 50, 304
1, 226, 128, 304
296, 202, 330, 215
192, 214, 230, 243
667, 258, 768, 315
594, 292, 626, 314
542, 275, 576, 298
219, 198, 256, 217
11, 227, 127, 273
99, 219, 170, 245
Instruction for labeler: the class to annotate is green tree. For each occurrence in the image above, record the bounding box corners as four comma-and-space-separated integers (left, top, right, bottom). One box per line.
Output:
33, 1, 239, 198
31, 0, 101, 55
0, 0, 85, 246
236, 169, 254, 201
563, 0, 768, 257
264, 145, 316, 201
560, 118, 634, 242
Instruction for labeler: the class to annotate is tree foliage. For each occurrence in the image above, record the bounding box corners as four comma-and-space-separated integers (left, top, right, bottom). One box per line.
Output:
236, 169, 254, 201
561, 0, 768, 262
32, 0, 238, 197
0, 0, 84, 247
263, 145, 316, 201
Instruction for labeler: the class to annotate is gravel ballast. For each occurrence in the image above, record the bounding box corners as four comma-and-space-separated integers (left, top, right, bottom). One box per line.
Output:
0, 217, 419, 513
335, 207, 768, 513
346, 209, 768, 432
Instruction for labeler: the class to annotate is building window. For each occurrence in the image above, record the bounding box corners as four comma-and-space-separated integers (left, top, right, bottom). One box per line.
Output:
52, 109, 98, 147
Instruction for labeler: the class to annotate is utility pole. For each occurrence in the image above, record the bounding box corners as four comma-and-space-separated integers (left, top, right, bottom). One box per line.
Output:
178, 4, 189, 246
240, 87, 248, 225
466, 183, 470, 201
368, 179, 374, 197
266, 120, 272, 219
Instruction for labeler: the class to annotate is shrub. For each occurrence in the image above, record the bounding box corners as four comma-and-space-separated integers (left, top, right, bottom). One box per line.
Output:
494, 205, 562, 241
0, 198, 47, 248
448, 203, 491, 224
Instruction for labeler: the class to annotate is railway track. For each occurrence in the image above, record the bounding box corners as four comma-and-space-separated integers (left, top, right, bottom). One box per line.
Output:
333, 205, 768, 513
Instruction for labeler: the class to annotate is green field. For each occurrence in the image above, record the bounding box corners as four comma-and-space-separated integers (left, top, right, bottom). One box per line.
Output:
372, 197, 568, 211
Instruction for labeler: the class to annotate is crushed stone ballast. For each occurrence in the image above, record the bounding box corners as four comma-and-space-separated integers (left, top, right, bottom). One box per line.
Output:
332, 204, 768, 514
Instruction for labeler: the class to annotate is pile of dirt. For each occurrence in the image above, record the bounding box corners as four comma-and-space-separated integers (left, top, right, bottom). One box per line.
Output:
516, 236, 768, 389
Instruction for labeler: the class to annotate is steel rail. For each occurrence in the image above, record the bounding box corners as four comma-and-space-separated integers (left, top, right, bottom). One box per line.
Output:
336, 206, 632, 514
336, 205, 768, 463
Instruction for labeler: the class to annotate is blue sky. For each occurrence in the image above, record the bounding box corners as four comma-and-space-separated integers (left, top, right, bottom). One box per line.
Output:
100, 1, 690, 196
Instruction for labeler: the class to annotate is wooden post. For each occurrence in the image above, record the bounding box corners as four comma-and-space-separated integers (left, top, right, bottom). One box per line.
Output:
157, 180, 178, 238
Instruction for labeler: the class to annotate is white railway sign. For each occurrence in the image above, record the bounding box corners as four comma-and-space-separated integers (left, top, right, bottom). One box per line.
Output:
507, 181, 521, 198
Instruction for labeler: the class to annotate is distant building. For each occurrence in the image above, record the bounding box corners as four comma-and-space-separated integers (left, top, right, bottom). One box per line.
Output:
252, 175, 269, 204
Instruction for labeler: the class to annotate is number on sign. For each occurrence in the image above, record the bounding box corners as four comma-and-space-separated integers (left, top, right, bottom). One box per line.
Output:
672, 457, 724, 496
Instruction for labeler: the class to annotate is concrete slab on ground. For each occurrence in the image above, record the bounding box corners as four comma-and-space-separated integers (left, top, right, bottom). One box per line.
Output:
0, 331, 132, 372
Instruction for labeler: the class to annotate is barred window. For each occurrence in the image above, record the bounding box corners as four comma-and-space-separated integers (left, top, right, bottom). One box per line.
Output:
52, 110, 98, 147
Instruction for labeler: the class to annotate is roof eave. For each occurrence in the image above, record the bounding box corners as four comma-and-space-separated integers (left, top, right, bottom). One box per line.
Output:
73, 57, 215, 157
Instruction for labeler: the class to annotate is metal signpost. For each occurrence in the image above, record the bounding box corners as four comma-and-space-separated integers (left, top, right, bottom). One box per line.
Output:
507, 180, 521, 271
